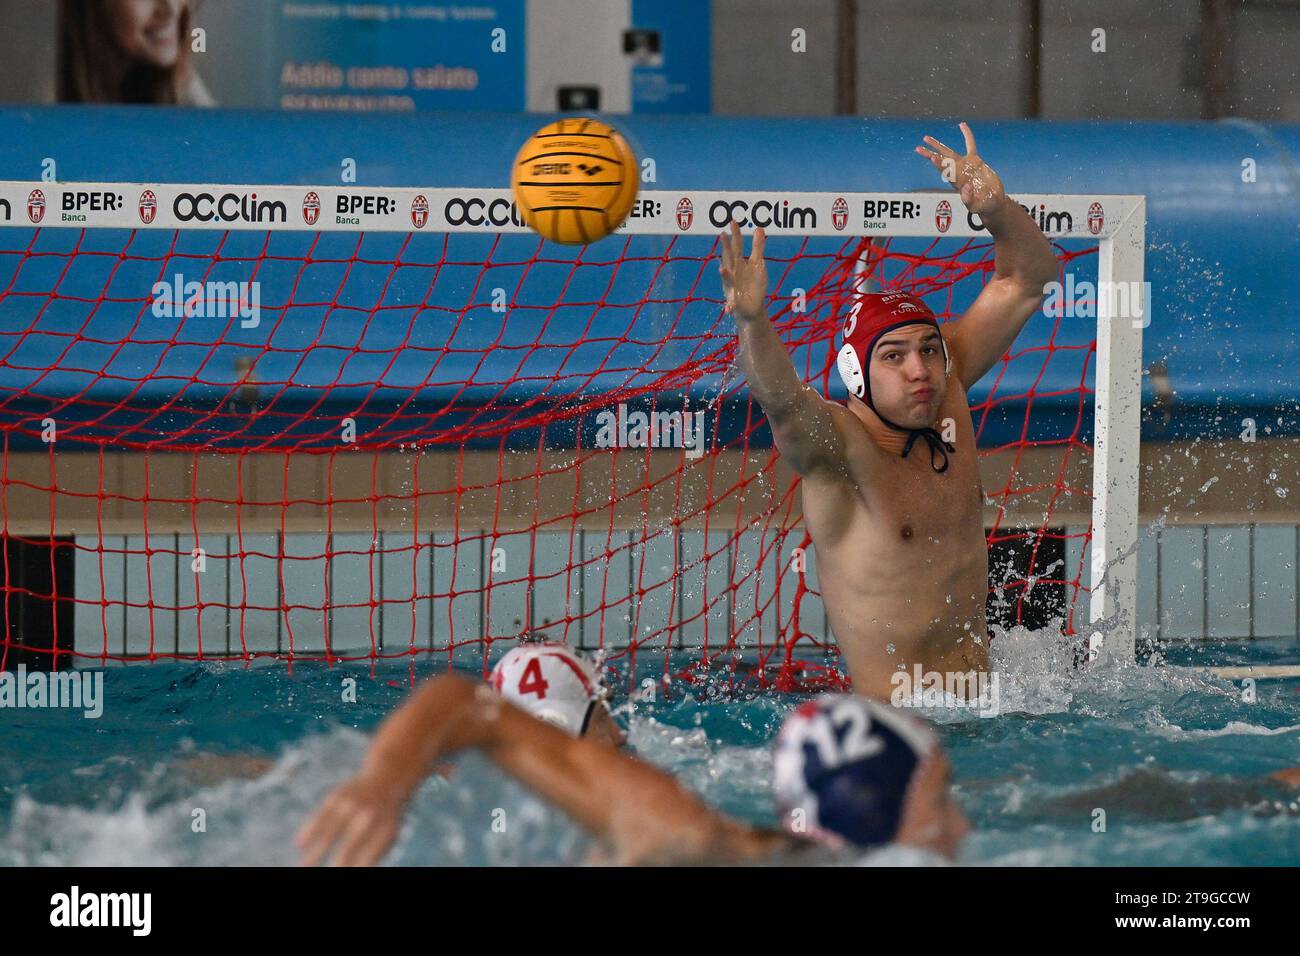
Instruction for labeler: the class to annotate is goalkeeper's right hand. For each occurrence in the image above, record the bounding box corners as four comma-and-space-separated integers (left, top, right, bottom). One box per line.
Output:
719, 220, 768, 321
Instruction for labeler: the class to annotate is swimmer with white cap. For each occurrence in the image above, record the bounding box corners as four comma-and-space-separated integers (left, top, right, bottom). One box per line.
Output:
489, 640, 624, 746
298, 683, 967, 866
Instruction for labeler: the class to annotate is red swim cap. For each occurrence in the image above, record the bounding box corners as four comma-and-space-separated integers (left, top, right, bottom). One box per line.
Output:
835, 291, 956, 472
836, 292, 950, 404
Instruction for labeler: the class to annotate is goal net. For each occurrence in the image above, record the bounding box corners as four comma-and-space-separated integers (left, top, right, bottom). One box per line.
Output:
0, 183, 1144, 686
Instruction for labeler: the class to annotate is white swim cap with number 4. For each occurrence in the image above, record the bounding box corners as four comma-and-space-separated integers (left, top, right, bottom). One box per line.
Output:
489, 643, 603, 736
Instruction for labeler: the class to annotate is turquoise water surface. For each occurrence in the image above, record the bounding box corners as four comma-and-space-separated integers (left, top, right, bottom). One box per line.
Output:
2, 629, 1298, 866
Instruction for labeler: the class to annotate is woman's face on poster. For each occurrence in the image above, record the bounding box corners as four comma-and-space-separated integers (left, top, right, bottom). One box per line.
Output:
106, 0, 185, 69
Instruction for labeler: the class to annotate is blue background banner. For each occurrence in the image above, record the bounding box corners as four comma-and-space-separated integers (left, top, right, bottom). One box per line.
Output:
630, 0, 711, 113
273, 1, 526, 111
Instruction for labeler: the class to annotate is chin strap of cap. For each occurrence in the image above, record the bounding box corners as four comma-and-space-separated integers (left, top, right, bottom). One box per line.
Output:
899, 426, 957, 474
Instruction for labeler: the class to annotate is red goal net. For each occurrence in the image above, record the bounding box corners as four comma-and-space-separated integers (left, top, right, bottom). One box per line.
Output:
0, 194, 1098, 688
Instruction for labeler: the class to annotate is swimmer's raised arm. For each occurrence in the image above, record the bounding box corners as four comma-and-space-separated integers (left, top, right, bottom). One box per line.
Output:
297, 674, 780, 866
721, 221, 854, 481
915, 122, 1059, 390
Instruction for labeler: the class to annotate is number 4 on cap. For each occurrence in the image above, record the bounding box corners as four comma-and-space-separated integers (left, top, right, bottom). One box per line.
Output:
518, 658, 549, 698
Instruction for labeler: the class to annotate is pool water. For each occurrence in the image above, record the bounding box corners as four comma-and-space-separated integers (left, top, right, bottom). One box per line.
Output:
2, 628, 1299, 866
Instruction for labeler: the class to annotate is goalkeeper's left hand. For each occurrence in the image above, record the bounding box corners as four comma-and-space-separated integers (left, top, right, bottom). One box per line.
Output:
915, 122, 1006, 218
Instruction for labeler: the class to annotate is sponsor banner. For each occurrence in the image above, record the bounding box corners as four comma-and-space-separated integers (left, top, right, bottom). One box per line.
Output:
0, 183, 1139, 239
273, 1, 526, 112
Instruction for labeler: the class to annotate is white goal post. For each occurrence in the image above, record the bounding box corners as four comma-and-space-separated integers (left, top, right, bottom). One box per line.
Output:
0, 182, 1146, 662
